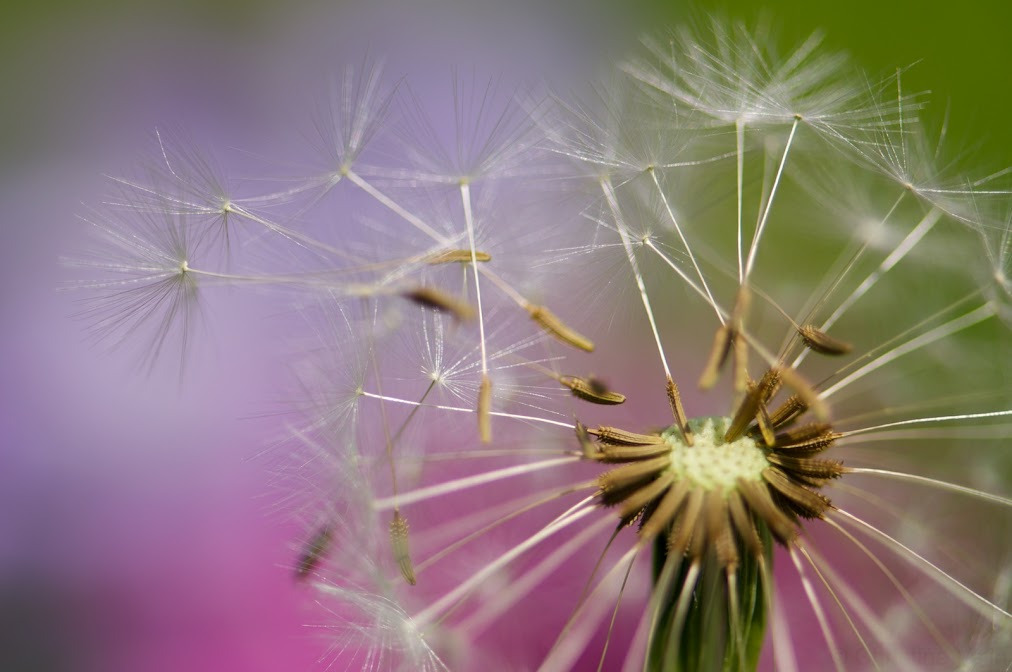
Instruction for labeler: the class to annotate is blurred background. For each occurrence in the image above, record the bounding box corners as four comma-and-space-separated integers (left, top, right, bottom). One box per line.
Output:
1, 1, 1008, 670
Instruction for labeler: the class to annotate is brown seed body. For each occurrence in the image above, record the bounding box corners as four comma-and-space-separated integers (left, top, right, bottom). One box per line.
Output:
402, 286, 475, 321
390, 511, 417, 586
295, 525, 333, 579
559, 375, 626, 405
478, 374, 492, 443
799, 324, 853, 356
528, 305, 595, 352
425, 249, 492, 264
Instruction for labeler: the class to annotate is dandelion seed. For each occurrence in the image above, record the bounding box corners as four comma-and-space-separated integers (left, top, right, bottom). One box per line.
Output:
401, 286, 475, 321
424, 249, 492, 265
558, 375, 627, 405
527, 304, 596, 352
295, 525, 334, 580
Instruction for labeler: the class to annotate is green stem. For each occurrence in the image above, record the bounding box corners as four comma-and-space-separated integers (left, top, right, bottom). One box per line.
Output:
647, 523, 771, 672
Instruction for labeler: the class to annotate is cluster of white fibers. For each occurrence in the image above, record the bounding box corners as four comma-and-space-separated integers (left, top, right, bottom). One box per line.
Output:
72, 19, 1011, 672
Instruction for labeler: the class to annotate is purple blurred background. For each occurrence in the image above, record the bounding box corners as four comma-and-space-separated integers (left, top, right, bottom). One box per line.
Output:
0, 2, 643, 670
3, 1, 1009, 670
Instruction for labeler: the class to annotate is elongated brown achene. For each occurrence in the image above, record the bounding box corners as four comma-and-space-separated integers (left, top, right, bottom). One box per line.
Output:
424, 248, 492, 264
528, 304, 595, 352
559, 375, 626, 404
666, 377, 693, 445
590, 426, 665, 446
478, 374, 492, 443
295, 525, 332, 579
402, 286, 475, 321
390, 511, 416, 586
798, 324, 853, 355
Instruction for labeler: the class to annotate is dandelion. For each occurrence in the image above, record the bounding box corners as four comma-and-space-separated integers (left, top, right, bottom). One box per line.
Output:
74, 18, 1012, 672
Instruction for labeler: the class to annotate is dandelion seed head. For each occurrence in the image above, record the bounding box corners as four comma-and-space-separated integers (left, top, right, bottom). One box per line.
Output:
74, 14, 1012, 672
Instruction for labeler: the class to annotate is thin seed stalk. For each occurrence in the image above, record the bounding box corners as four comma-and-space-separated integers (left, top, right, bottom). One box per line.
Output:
648, 522, 771, 672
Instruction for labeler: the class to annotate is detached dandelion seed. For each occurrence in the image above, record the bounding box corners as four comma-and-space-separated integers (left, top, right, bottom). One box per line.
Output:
73, 17, 1012, 672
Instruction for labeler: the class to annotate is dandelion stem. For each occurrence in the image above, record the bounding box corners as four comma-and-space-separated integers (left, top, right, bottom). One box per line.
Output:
766, 558, 799, 672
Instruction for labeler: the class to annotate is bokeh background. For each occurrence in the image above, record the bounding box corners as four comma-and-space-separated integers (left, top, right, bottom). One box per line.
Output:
1, 1, 1009, 670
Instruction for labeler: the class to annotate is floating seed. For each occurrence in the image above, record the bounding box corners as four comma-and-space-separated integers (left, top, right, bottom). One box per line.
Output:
559, 375, 626, 405
295, 525, 332, 579
528, 305, 594, 352
402, 286, 475, 321
389, 511, 416, 585
478, 374, 492, 443
799, 325, 853, 356
425, 249, 491, 264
